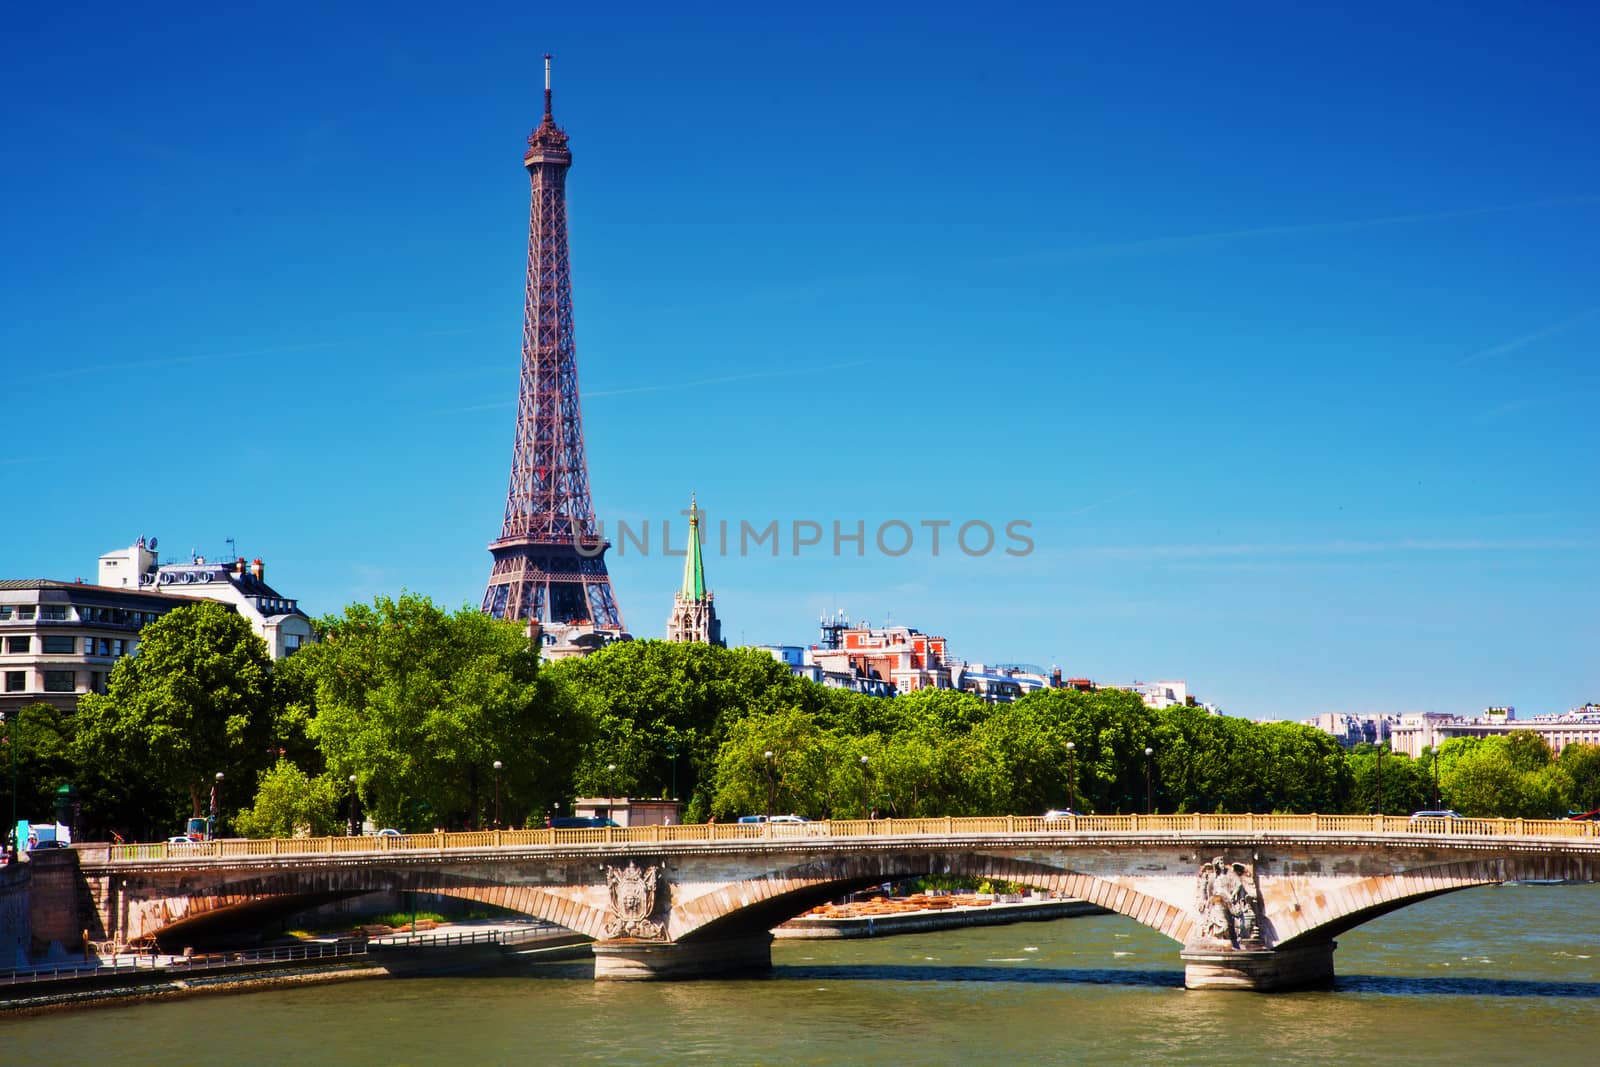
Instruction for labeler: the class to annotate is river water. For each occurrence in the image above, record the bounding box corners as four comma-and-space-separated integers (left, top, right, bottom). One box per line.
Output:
5, 884, 1596, 1065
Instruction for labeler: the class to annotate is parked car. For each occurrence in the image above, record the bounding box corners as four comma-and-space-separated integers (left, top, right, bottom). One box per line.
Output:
166, 835, 194, 844
548, 816, 618, 829
1042, 809, 1081, 820
375, 828, 403, 836
1408, 809, 1463, 820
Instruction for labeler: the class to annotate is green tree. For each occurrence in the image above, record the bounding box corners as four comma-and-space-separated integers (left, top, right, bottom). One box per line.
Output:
1441, 736, 1569, 818
1557, 743, 1600, 814
73, 603, 277, 835
1, 702, 77, 836
1347, 745, 1428, 815
548, 640, 819, 814
301, 593, 587, 831
232, 759, 343, 838
708, 707, 833, 819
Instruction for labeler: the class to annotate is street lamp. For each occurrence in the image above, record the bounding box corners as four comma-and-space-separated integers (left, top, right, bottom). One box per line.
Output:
1376, 743, 1384, 817
665, 742, 678, 801
493, 760, 503, 830
607, 763, 618, 800
1431, 747, 1440, 808
1065, 741, 1077, 813
1144, 747, 1154, 815
859, 755, 870, 819
764, 750, 775, 823
347, 774, 358, 836
209, 771, 223, 840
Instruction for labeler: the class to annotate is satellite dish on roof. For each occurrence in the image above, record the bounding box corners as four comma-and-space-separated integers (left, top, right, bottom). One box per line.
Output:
148, 537, 159, 550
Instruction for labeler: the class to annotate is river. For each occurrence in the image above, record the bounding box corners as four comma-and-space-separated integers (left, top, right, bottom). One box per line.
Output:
4, 884, 1596, 1065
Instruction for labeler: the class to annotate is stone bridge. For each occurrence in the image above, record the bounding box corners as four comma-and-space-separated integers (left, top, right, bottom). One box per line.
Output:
45, 814, 1600, 990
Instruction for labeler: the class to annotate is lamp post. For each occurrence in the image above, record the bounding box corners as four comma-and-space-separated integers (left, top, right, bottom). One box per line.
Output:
859, 755, 870, 818
607, 763, 618, 801
347, 774, 358, 836
1144, 747, 1154, 815
665, 743, 678, 801
1431, 746, 1440, 808
209, 771, 223, 840
493, 760, 503, 830
1376, 743, 1384, 817
764, 750, 775, 823
1065, 741, 1077, 813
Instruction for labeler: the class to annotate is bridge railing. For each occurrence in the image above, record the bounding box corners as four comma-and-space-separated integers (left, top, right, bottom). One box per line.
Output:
100, 812, 1598, 862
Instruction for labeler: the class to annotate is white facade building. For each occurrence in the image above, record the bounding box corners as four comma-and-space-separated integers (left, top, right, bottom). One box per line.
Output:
97, 539, 315, 659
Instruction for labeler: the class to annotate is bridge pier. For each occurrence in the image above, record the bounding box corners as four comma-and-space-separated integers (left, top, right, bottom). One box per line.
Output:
1180, 940, 1337, 992
591, 933, 774, 982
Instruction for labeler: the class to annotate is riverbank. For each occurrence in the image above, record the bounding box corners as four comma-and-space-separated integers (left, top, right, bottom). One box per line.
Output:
1, 957, 387, 1016
0, 921, 581, 1015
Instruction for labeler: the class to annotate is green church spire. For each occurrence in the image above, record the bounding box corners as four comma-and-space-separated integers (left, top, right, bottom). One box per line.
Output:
681, 493, 707, 601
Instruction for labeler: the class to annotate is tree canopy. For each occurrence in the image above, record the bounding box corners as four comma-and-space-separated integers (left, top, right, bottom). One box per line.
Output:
73, 602, 277, 838
298, 593, 587, 831
39, 593, 1600, 836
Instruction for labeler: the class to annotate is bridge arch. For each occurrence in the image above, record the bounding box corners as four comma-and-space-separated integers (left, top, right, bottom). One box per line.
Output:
1269, 853, 1595, 946
669, 850, 1195, 947
112, 866, 611, 945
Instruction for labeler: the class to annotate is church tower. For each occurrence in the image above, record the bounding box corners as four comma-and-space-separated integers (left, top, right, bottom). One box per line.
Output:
664, 494, 723, 647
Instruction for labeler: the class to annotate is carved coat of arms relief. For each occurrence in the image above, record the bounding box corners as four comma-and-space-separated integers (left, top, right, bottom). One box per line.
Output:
604, 861, 666, 940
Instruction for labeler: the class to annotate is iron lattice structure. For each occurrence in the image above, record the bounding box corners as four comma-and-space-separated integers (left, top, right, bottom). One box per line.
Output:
482, 61, 624, 630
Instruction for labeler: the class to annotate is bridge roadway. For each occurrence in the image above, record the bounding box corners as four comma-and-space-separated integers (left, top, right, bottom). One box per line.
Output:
46, 813, 1600, 991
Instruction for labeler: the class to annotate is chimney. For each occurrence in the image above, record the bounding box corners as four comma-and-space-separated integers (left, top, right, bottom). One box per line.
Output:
251, 558, 264, 582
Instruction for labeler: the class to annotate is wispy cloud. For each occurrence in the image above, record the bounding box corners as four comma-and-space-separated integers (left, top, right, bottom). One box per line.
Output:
1073, 537, 1591, 562
706, 196, 1600, 308
434, 359, 872, 415
23, 339, 351, 382
1005, 195, 1600, 267
1455, 304, 1600, 367
585, 359, 870, 398
1069, 489, 1139, 516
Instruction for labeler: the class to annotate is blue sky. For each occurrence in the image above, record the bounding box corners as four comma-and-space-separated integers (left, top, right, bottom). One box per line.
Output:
3, 2, 1596, 718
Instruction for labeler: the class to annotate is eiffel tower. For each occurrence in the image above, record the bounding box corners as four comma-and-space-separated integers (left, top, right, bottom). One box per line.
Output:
482, 57, 624, 633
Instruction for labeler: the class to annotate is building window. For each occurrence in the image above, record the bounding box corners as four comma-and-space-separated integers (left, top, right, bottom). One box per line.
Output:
3, 671, 23, 692
18, 606, 35, 621
84, 637, 96, 654
99, 638, 112, 656
42, 635, 76, 654
5, 636, 29, 654
91, 671, 107, 694
40, 605, 68, 621
113, 639, 127, 656
0, 606, 12, 620
42, 670, 76, 693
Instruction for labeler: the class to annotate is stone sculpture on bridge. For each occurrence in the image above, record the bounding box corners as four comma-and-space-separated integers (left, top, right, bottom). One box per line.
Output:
1194, 857, 1264, 949
604, 861, 665, 940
